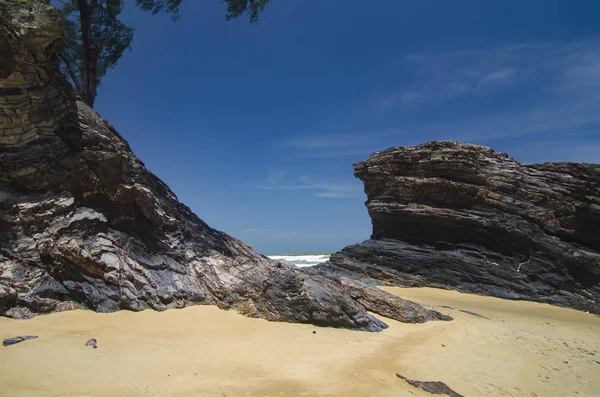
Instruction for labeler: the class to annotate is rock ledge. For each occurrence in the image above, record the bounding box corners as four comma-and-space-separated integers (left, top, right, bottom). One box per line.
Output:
313, 141, 600, 313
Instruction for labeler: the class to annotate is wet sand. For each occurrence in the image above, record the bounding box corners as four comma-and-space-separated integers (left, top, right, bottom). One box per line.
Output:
1, 287, 599, 397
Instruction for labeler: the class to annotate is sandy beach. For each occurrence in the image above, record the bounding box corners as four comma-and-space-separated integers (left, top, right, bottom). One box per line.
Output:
1, 287, 599, 397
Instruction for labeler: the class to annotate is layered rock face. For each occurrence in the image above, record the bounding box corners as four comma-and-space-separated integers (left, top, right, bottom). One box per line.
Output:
0, 0, 450, 329
315, 142, 600, 313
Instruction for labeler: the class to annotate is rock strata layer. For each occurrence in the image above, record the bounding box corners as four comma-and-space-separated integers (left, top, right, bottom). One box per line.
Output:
0, 0, 449, 329
313, 142, 600, 313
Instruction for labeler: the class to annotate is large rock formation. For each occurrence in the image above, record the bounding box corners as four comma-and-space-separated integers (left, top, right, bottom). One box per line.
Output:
0, 0, 450, 329
312, 142, 600, 313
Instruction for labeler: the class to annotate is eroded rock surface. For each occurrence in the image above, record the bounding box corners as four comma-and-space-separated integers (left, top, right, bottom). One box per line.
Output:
313, 142, 600, 313
0, 0, 449, 329
2, 335, 38, 347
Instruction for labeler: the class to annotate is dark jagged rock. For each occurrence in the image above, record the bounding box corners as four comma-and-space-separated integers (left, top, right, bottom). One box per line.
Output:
338, 278, 451, 323
396, 373, 466, 397
314, 142, 600, 314
3, 335, 38, 347
0, 0, 448, 330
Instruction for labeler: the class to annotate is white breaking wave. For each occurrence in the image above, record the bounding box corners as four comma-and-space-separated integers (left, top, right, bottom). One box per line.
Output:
268, 254, 330, 268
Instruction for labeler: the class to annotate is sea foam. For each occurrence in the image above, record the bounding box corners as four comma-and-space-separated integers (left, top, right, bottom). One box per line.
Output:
267, 254, 330, 268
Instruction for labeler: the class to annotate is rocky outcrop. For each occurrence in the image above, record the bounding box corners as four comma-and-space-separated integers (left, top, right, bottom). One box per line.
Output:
0, 0, 450, 329
312, 142, 600, 313
3, 335, 38, 347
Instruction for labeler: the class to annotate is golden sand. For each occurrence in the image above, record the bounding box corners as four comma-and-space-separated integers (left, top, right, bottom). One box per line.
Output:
1, 287, 599, 397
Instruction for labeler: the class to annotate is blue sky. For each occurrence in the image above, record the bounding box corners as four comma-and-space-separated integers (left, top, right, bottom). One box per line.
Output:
93, 0, 600, 254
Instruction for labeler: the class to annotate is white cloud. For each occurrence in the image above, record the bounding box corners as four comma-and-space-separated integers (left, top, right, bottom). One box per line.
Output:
415, 101, 600, 143
477, 67, 517, 89
561, 50, 600, 95
370, 39, 600, 156
281, 133, 366, 149
379, 39, 600, 110
281, 129, 401, 149
510, 139, 600, 164
315, 191, 357, 198
265, 169, 286, 184
259, 175, 364, 198
289, 148, 373, 159
277, 128, 406, 159
263, 40, 599, 180
233, 228, 370, 242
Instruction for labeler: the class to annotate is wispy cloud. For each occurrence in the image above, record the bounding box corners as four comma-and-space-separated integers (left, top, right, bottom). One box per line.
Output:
560, 49, 600, 96
267, 40, 599, 173
259, 175, 364, 198
290, 148, 374, 159
265, 168, 286, 184
509, 138, 600, 164
369, 39, 600, 160
233, 228, 371, 242
476, 67, 517, 90
278, 128, 406, 158
281, 133, 370, 149
414, 102, 600, 143
378, 39, 600, 110
237, 228, 305, 240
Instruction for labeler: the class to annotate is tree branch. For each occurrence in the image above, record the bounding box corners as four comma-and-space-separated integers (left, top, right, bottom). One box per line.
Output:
59, 53, 83, 94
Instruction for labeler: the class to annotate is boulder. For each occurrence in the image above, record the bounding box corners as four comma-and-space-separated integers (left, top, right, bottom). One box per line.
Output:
312, 142, 600, 313
0, 0, 448, 330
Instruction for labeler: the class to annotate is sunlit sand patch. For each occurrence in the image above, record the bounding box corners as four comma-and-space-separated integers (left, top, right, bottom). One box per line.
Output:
0, 287, 598, 397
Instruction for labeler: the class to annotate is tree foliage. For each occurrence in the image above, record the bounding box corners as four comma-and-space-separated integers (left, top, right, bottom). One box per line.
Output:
61, 0, 134, 107
134, 0, 182, 17
223, 0, 270, 23
134, 0, 270, 23
60, 0, 271, 107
